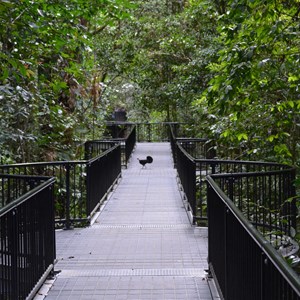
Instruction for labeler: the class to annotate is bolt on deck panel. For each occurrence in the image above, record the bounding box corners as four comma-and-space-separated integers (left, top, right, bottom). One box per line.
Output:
43, 143, 219, 300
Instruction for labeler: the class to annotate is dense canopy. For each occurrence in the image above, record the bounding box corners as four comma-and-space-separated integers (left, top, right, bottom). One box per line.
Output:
1, 0, 299, 173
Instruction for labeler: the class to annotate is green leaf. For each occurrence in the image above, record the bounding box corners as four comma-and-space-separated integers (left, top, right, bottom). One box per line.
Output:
288, 75, 298, 82
221, 129, 231, 138
50, 81, 68, 93
1, 68, 9, 81
268, 135, 276, 142
0, 0, 12, 11
237, 133, 248, 141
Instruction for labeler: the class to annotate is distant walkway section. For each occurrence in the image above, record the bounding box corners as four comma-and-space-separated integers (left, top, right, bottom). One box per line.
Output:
43, 143, 219, 300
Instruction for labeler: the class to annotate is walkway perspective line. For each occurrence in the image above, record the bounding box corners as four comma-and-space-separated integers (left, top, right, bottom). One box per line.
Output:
42, 143, 219, 300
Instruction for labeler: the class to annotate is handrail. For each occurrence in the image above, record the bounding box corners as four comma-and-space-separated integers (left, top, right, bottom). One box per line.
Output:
207, 175, 300, 298
173, 132, 293, 222
195, 158, 290, 168
0, 174, 56, 300
209, 167, 296, 178
0, 143, 122, 228
85, 125, 136, 166
87, 143, 120, 164
0, 141, 120, 169
176, 137, 208, 142
177, 142, 195, 161
168, 121, 299, 298
0, 175, 55, 216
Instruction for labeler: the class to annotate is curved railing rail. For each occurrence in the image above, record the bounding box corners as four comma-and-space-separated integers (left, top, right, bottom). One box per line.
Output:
169, 124, 295, 224
0, 175, 56, 300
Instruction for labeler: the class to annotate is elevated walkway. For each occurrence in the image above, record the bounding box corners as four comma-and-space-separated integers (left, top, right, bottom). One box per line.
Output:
41, 143, 219, 300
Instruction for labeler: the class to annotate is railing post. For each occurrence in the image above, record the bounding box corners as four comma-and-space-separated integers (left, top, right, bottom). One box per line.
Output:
260, 252, 266, 300
290, 168, 297, 230
86, 163, 91, 216
174, 123, 178, 137
136, 123, 140, 142
64, 163, 72, 230
147, 123, 151, 142
227, 177, 235, 201
224, 206, 228, 300
211, 162, 217, 174
11, 207, 19, 300
49, 183, 56, 275
84, 142, 91, 160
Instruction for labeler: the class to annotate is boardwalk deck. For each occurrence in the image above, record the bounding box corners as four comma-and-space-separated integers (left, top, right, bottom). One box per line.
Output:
40, 143, 219, 300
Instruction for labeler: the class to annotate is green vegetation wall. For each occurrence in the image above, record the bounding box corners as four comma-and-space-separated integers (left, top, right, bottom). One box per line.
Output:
1, 0, 299, 171
0, 0, 133, 162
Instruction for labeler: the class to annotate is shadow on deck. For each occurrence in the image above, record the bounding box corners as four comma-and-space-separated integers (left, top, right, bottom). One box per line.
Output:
39, 143, 220, 300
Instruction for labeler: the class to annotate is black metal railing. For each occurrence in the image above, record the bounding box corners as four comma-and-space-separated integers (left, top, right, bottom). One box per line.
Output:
124, 125, 136, 163
170, 125, 294, 224
85, 125, 136, 167
169, 124, 211, 162
0, 144, 121, 229
105, 121, 132, 139
178, 138, 215, 159
172, 135, 214, 221
169, 123, 299, 298
207, 174, 299, 300
105, 121, 183, 143
194, 158, 293, 223
210, 169, 297, 236
136, 122, 170, 142
84, 140, 117, 160
86, 144, 121, 218
128, 122, 181, 142
176, 142, 196, 216
0, 174, 56, 300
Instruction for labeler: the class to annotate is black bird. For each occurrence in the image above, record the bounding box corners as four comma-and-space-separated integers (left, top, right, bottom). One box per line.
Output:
137, 156, 153, 168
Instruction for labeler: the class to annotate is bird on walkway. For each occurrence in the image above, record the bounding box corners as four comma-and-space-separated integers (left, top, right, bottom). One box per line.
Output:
137, 156, 153, 168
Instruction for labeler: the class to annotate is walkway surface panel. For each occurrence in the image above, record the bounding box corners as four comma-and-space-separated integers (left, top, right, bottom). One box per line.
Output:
43, 143, 219, 300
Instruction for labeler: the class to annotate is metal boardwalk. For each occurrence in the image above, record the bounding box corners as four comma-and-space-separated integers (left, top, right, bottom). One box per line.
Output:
42, 143, 219, 300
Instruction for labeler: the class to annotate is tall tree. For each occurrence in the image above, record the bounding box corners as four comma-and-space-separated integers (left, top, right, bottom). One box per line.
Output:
101, 0, 218, 123
196, 0, 300, 164
0, 0, 133, 162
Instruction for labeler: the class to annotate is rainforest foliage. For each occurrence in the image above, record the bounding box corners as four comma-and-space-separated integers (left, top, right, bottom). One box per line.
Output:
0, 0, 299, 171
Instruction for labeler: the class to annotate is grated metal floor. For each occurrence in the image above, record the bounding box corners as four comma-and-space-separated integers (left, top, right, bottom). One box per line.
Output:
41, 143, 220, 300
